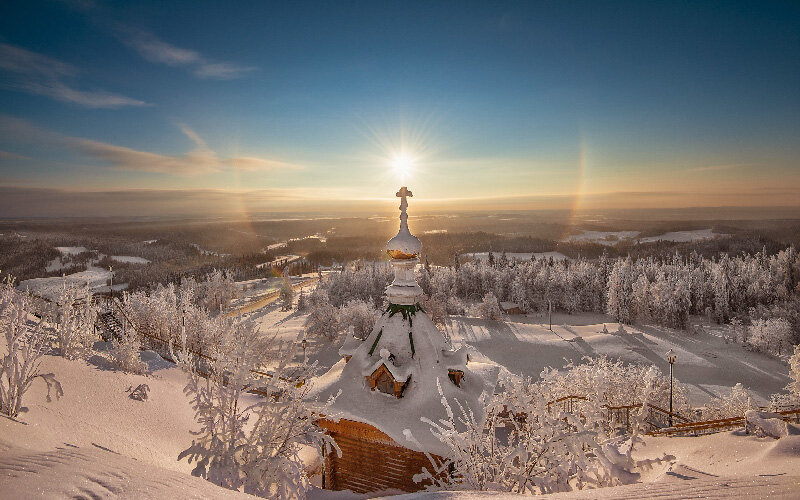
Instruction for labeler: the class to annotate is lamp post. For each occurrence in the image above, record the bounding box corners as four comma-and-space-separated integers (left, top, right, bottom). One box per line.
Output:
666, 349, 677, 427
548, 299, 552, 331
301, 338, 308, 360
109, 266, 113, 300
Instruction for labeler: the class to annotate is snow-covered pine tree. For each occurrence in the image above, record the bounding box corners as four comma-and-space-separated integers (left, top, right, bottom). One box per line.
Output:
279, 277, 293, 311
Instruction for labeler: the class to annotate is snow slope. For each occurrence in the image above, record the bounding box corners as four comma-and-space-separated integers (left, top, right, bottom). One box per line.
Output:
0, 350, 263, 499
445, 313, 790, 405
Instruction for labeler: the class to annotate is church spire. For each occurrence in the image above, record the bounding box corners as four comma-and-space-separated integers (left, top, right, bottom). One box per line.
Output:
385, 186, 423, 305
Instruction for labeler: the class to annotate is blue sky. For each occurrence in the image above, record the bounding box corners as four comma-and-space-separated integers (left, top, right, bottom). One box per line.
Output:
1, 1, 799, 216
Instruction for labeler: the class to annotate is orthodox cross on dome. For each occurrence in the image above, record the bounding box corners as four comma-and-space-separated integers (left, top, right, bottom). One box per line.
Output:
397, 186, 412, 231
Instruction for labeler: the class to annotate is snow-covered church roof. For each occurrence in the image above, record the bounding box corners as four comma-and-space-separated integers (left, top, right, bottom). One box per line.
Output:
310, 185, 499, 456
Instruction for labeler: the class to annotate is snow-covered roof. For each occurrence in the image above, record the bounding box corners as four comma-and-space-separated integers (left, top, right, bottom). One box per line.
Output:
310, 309, 500, 456
499, 302, 519, 310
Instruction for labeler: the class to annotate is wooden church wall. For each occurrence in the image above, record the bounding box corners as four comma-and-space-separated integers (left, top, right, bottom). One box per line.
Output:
317, 418, 440, 493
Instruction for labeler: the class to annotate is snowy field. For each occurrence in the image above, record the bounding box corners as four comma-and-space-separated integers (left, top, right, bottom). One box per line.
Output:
18, 266, 114, 301
247, 307, 790, 406
444, 312, 789, 405
465, 251, 569, 262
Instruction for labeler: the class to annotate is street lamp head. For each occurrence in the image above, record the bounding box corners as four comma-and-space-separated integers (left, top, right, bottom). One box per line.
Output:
666, 348, 676, 364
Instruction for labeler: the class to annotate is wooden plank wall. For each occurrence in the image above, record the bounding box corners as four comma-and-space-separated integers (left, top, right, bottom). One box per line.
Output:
318, 418, 438, 493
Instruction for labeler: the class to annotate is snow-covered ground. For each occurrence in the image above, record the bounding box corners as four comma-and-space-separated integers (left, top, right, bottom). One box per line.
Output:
18, 266, 113, 301
0, 347, 260, 499
445, 312, 790, 405
464, 251, 569, 262
248, 306, 790, 406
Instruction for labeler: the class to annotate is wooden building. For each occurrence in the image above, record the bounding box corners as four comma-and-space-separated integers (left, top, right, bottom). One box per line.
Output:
317, 418, 440, 493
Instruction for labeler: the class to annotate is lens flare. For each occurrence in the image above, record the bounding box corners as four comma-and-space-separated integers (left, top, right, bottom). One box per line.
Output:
392, 155, 413, 183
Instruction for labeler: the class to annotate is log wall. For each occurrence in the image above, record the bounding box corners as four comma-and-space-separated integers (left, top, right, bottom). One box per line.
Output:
317, 418, 438, 493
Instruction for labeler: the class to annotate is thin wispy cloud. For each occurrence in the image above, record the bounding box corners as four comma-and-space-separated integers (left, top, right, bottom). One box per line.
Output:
0, 115, 300, 176
120, 28, 256, 80
687, 163, 748, 172
0, 150, 31, 160
0, 43, 147, 108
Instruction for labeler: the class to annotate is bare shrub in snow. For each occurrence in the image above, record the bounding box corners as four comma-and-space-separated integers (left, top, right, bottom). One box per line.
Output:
51, 282, 97, 359
109, 332, 148, 374
127, 383, 150, 401
0, 279, 62, 418
700, 383, 756, 420
175, 320, 336, 499
337, 299, 379, 339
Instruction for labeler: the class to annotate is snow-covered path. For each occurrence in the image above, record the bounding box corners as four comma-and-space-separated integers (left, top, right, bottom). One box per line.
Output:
446, 313, 791, 404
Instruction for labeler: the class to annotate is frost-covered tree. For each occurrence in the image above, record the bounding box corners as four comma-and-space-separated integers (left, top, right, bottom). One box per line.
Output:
279, 278, 293, 311
476, 292, 501, 320
175, 322, 336, 499
412, 375, 667, 495
109, 331, 148, 374
700, 383, 756, 420
337, 299, 379, 339
51, 282, 97, 359
304, 290, 339, 341
748, 318, 793, 355
0, 278, 62, 417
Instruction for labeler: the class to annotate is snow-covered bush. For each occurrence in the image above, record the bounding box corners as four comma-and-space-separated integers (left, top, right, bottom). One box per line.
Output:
175, 322, 336, 499
304, 290, 339, 341
295, 289, 307, 312
0, 278, 62, 417
700, 383, 756, 420
279, 278, 293, 311
770, 344, 800, 409
109, 332, 148, 374
476, 292, 501, 320
337, 299, 379, 340
51, 282, 97, 359
748, 318, 794, 356
534, 356, 690, 426
412, 376, 666, 494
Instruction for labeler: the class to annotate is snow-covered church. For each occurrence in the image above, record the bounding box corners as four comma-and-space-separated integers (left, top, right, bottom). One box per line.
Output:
314, 186, 497, 493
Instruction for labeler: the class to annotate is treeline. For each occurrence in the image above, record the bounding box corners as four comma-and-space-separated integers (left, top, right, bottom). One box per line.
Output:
315, 246, 800, 352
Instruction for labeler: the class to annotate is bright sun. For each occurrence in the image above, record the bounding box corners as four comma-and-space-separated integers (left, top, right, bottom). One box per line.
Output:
392, 155, 413, 182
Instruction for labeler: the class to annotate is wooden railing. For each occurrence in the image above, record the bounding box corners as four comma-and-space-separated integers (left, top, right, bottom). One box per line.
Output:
648, 408, 800, 436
